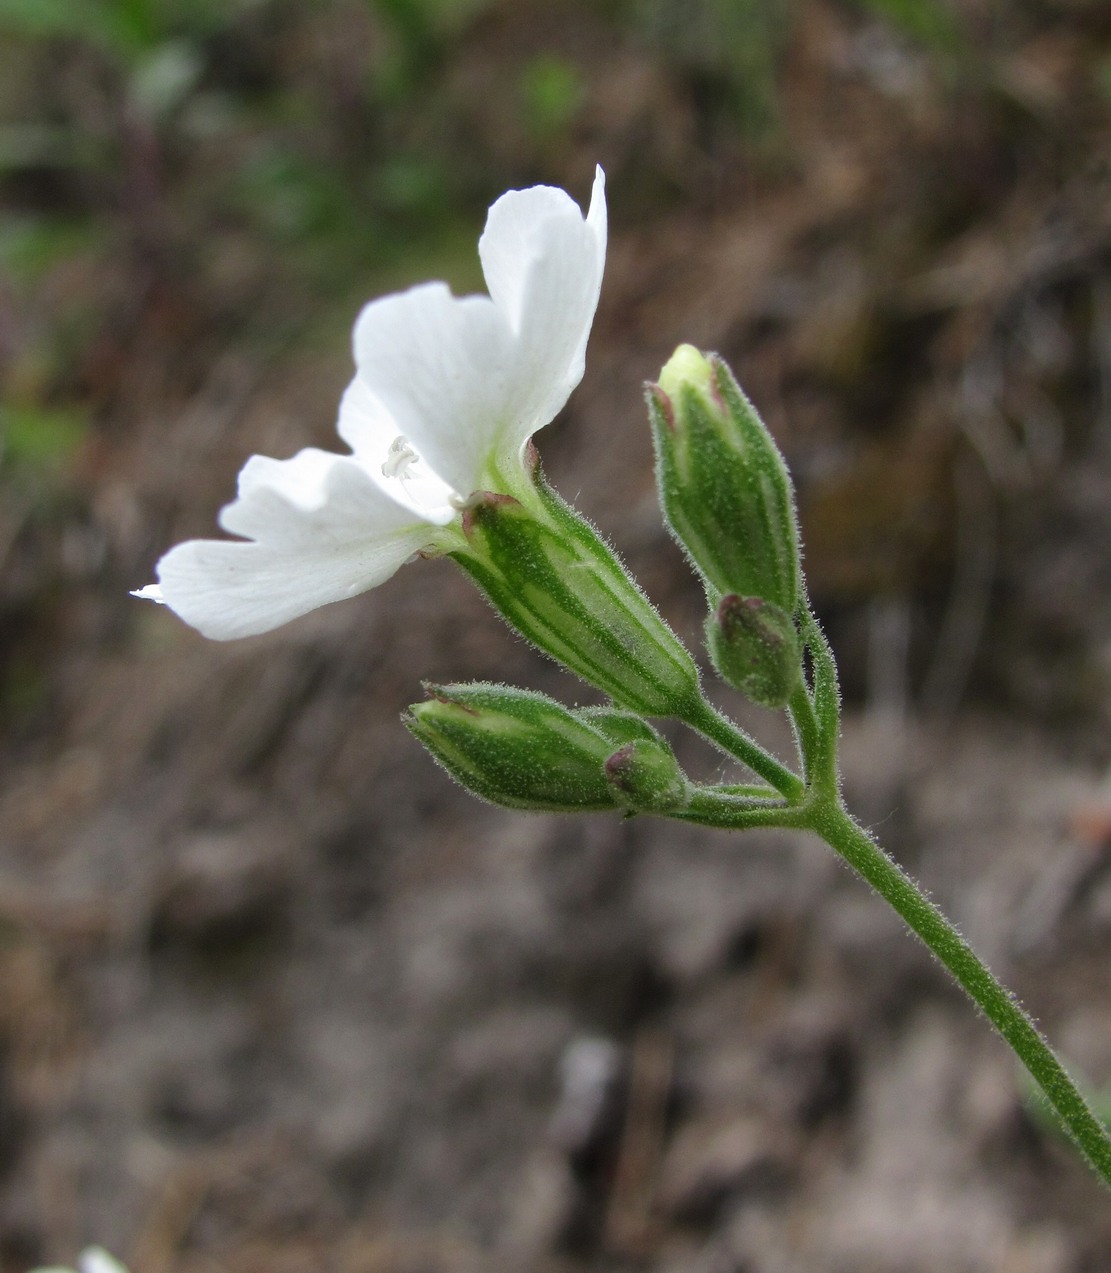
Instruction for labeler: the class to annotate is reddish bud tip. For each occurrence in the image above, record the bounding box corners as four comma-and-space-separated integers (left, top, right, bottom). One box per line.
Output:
461, 491, 521, 537
646, 383, 677, 432
603, 742, 637, 788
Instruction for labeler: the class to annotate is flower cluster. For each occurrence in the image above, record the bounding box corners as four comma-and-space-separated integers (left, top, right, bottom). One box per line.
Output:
134, 169, 806, 800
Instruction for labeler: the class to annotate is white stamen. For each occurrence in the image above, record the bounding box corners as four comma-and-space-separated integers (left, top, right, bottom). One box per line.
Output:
382, 436, 419, 479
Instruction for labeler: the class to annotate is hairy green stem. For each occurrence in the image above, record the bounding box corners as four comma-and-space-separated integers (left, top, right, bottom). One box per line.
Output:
680, 697, 805, 802
805, 798, 1111, 1188
786, 681, 830, 793
689, 680, 1111, 1186
676, 787, 799, 830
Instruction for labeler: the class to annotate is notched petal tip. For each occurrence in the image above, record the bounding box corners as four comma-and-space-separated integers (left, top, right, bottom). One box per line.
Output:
587, 164, 607, 238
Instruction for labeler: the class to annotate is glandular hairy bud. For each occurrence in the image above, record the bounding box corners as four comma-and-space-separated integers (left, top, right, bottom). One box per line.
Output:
452, 471, 700, 718
405, 683, 620, 813
604, 740, 689, 813
707, 594, 801, 709
406, 684, 691, 816
647, 345, 801, 615
577, 707, 690, 813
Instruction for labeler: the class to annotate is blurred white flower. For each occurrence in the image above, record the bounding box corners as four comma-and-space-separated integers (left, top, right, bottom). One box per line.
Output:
134, 167, 607, 639
31, 1247, 129, 1273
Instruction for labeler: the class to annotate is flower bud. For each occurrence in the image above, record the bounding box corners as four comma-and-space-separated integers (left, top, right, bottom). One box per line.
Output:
706, 594, 801, 709
578, 707, 690, 813
647, 345, 801, 615
452, 472, 701, 718
406, 683, 620, 812
604, 740, 689, 813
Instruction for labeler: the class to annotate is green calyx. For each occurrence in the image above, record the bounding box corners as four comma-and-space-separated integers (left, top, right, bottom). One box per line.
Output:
706, 594, 802, 709
450, 467, 700, 718
406, 683, 617, 812
405, 683, 689, 815
648, 344, 801, 615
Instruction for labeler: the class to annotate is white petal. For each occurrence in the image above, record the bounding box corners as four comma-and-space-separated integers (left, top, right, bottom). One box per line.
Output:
335, 374, 398, 463
218, 447, 425, 542
352, 282, 518, 498
151, 451, 436, 640
479, 182, 589, 330
350, 169, 606, 498
153, 531, 429, 640
479, 165, 607, 454
79, 1251, 130, 1273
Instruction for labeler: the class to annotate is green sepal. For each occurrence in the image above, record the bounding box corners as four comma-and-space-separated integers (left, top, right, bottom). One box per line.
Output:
405, 682, 620, 813
706, 594, 801, 709
648, 345, 801, 614
451, 469, 701, 718
575, 706, 662, 747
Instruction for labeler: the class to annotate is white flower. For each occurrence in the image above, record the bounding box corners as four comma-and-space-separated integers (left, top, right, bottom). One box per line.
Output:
134, 168, 607, 640
31, 1247, 129, 1273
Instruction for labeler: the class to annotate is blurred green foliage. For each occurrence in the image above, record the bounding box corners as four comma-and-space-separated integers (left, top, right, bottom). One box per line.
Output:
853, 0, 963, 55
0, 0, 972, 476
0, 402, 86, 481
633, 0, 793, 139
0, 0, 970, 332
0, 0, 976, 577
0, 0, 269, 56
373, 0, 498, 97
520, 55, 585, 143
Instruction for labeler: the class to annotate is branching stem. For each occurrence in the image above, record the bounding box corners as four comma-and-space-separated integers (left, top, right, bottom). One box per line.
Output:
676, 692, 1111, 1189
680, 697, 805, 802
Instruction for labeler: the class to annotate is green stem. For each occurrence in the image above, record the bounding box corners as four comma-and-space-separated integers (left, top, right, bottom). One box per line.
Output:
807, 798, 1111, 1188
717, 783, 786, 799
787, 681, 830, 792
675, 787, 801, 830
680, 697, 805, 802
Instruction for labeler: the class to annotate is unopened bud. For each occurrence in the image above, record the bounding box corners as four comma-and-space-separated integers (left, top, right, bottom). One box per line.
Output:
604, 739, 689, 813
575, 707, 689, 812
648, 345, 801, 615
406, 683, 619, 812
707, 594, 801, 708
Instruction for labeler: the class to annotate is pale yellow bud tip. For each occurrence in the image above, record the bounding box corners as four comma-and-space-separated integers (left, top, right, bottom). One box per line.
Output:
658, 343, 714, 403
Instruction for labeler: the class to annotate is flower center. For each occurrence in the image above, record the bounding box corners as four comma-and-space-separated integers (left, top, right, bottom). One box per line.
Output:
382, 435, 420, 479
376, 434, 461, 524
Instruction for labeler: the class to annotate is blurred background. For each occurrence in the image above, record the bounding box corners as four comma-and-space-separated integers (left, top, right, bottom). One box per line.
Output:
3, 0, 1111, 1269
